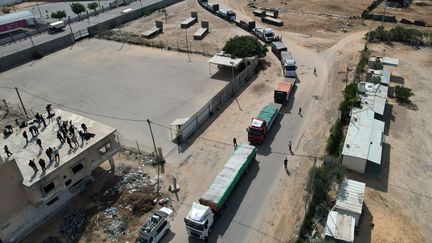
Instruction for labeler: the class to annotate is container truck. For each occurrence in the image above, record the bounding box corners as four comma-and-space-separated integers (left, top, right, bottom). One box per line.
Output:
280, 51, 297, 78
184, 144, 257, 240
262, 16, 284, 26
216, 7, 236, 21
253, 27, 274, 43
274, 79, 295, 105
247, 103, 282, 144
271, 41, 287, 59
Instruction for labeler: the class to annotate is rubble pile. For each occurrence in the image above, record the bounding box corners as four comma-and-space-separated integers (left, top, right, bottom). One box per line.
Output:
104, 219, 128, 240
60, 209, 87, 242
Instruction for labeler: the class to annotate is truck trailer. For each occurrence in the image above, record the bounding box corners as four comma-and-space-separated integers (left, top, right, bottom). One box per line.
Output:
184, 144, 257, 240
274, 79, 295, 105
247, 103, 282, 144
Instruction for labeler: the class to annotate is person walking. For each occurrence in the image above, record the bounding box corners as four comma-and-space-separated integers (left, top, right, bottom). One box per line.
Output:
313, 67, 317, 76
233, 137, 238, 149
36, 138, 43, 151
23, 130, 29, 144
78, 130, 85, 145
4, 145, 12, 157
288, 140, 292, 152
298, 107, 302, 115
39, 159, 47, 173
284, 157, 288, 170
66, 135, 73, 149
71, 134, 79, 148
52, 147, 60, 163
81, 123, 88, 133
28, 159, 38, 173
46, 147, 53, 162
57, 131, 65, 143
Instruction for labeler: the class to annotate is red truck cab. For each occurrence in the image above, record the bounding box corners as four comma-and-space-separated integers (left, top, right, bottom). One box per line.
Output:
247, 118, 267, 144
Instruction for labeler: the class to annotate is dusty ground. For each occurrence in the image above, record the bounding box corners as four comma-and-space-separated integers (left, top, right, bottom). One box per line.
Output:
373, 1, 432, 24
351, 43, 432, 243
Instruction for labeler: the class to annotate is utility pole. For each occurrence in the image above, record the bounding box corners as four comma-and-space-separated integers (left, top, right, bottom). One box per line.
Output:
68, 16, 75, 43
35, 0, 42, 18
147, 119, 160, 195
15, 88, 28, 118
381, 0, 387, 29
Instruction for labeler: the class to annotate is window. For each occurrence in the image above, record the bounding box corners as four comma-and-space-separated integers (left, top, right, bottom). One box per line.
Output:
65, 179, 72, 186
72, 163, 84, 174
43, 182, 55, 195
46, 197, 59, 206
98, 142, 112, 155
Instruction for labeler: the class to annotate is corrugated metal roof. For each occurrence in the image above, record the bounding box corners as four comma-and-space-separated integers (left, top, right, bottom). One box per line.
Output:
0, 10, 34, 26
342, 108, 385, 164
334, 179, 365, 215
325, 210, 355, 242
369, 56, 399, 66
358, 82, 388, 116
208, 54, 243, 68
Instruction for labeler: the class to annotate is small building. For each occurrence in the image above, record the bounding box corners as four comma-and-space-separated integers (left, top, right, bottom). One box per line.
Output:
367, 69, 391, 86
342, 108, 385, 174
0, 10, 35, 33
333, 179, 365, 226
325, 210, 355, 243
0, 109, 120, 242
358, 81, 388, 120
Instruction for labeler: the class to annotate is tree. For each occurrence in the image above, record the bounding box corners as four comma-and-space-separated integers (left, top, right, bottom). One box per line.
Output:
369, 59, 383, 70
394, 85, 414, 102
87, 2, 98, 14
339, 83, 360, 124
70, 3, 86, 18
222, 35, 267, 58
50, 10, 66, 20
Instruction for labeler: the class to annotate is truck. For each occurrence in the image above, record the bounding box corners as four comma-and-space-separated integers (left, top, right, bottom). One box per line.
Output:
247, 103, 282, 144
217, 7, 236, 21
253, 27, 274, 43
280, 51, 297, 78
262, 16, 284, 26
49, 21, 65, 32
135, 207, 172, 243
253, 8, 279, 18
184, 143, 257, 240
274, 79, 295, 105
271, 41, 287, 59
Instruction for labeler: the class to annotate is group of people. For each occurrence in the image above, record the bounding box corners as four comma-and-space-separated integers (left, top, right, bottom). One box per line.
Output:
55, 117, 94, 150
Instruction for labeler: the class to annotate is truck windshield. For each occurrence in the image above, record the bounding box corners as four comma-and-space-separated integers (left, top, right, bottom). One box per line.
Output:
285, 66, 296, 71
185, 218, 204, 231
249, 128, 263, 136
265, 33, 274, 37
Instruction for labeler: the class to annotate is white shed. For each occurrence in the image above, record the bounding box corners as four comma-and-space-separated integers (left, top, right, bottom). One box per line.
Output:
333, 179, 365, 226
325, 210, 355, 242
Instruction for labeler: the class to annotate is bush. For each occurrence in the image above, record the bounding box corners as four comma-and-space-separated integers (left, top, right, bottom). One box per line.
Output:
369, 60, 383, 70
369, 75, 381, 83
51, 10, 66, 20
87, 2, 98, 12
394, 85, 414, 101
70, 3, 86, 17
222, 35, 267, 58
366, 25, 427, 46
339, 83, 360, 124
356, 46, 370, 75
326, 120, 342, 155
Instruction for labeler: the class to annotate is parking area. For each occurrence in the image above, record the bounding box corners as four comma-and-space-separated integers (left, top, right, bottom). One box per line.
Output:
0, 38, 228, 153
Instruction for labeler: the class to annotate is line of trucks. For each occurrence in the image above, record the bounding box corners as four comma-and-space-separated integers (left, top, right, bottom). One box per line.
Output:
181, 1, 298, 241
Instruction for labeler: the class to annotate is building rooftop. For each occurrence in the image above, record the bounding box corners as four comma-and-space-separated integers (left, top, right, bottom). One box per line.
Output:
208, 52, 244, 68
358, 82, 388, 116
342, 108, 385, 164
0, 109, 116, 187
325, 210, 355, 242
367, 69, 391, 85
369, 56, 399, 66
334, 179, 365, 215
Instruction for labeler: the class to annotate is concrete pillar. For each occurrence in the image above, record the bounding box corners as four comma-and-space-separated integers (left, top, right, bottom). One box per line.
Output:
109, 156, 115, 172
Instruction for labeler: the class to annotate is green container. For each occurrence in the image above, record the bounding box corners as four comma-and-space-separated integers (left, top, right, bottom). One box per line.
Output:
257, 104, 278, 125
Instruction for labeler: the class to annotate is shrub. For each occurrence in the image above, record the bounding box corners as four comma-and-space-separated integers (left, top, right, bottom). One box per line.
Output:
356, 46, 370, 75
50, 10, 66, 20
394, 85, 414, 101
222, 35, 267, 58
326, 120, 342, 155
339, 83, 360, 124
369, 75, 381, 83
366, 25, 427, 46
70, 3, 86, 17
369, 60, 383, 70
87, 2, 98, 13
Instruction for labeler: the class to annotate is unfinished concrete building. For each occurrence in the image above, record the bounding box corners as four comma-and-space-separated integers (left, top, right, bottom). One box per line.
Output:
0, 109, 120, 242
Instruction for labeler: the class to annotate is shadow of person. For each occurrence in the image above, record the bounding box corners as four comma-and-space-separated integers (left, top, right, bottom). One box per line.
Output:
285, 168, 290, 176
37, 149, 42, 156
290, 151, 294, 155
30, 172, 37, 181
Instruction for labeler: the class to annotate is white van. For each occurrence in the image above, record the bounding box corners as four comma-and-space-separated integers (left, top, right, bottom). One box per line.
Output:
135, 207, 172, 243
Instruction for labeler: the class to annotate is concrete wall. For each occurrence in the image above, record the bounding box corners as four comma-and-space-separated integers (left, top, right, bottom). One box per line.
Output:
177, 58, 258, 142
342, 155, 366, 174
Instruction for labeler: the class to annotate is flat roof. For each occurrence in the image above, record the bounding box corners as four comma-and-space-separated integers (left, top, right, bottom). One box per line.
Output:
369, 56, 399, 66
368, 69, 391, 85
342, 108, 385, 164
325, 210, 355, 242
334, 179, 365, 215
358, 82, 388, 116
208, 54, 243, 68
0, 109, 116, 187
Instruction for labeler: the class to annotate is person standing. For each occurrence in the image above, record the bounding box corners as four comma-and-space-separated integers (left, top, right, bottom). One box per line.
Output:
52, 147, 60, 163
46, 147, 53, 162
57, 131, 65, 143
298, 107, 302, 115
28, 159, 38, 173
39, 159, 47, 173
23, 130, 29, 144
284, 157, 288, 170
4, 145, 12, 157
313, 67, 317, 76
288, 140, 292, 152
36, 138, 43, 151
66, 135, 73, 149
81, 123, 88, 133
71, 133, 79, 148
233, 137, 238, 149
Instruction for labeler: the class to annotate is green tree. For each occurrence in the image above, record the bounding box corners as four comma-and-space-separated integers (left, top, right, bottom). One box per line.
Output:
222, 35, 267, 58
339, 83, 360, 124
394, 85, 414, 102
70, 3, 86, 18
369, 59, 383, 70
50, 10, 66, 20
87, 2, 98, 14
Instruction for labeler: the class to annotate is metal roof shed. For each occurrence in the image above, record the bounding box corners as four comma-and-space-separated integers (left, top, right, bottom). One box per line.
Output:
207, 53, 243, 75
333, 179, 365, 226
325, 210, 355, 242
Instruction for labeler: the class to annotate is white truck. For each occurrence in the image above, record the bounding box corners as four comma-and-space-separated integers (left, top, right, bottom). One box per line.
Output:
280, 51, 297, 78
49, 21, 65, 32
254, 27, 274, 43
184, 144, 257, 240
135, 207, 172, 243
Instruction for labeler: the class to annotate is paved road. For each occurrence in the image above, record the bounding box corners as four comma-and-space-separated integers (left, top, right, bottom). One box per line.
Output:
0, 0, 161, 57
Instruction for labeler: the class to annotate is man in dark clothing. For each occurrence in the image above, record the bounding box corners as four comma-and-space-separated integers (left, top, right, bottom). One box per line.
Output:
233, 137, 238, 149
39, 159, 47, 173
57, 131, 65, 143
78, 130, 85, 145
46, 104, 55, 117
284, 157, 288, 170
4, 145, 12, 157
288, 140, 292, 152
66, 135, 73, 149
23, 131, 29, 144
69, 125, 75, 135
36, 138, 43, 151
29, 159, 38, 173
46, 147, 53, 161
40, 115, 47, 127
81, 123, 88, 133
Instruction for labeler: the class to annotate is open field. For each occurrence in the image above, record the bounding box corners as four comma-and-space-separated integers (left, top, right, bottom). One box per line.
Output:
0, 39, 228, 152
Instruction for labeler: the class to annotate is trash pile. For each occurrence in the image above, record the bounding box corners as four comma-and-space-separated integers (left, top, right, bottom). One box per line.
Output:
105, 219, 128, 241
60, 209, 87, 242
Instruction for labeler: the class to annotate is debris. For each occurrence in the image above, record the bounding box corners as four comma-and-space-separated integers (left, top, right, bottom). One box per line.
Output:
104, 207, 118, 219
104, 219, 128, 240
60, 209, 87, 242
